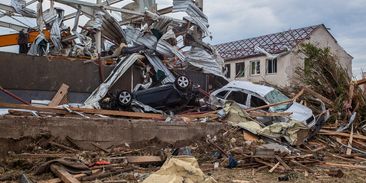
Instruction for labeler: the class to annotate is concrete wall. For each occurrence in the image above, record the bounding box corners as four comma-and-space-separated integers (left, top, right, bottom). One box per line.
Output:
0, 116, 223, 154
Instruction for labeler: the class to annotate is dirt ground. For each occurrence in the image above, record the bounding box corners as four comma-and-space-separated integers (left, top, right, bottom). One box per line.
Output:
207, 168, 366, 183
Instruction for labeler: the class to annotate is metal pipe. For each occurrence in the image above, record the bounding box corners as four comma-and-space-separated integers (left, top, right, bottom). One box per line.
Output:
0, 86, 30, 105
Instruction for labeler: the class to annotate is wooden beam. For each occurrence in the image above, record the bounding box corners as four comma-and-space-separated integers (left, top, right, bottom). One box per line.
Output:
0, 102, 165, 120
245, 99, 293, 112
323, 162, 366, 169
126, 156, 162, 164
248, 111, 292, 117
346, 125, 354, 155
49, 84, 69, 107
50, 164, 81, 183
319, 129, 366, 141
302, 86, 333, 106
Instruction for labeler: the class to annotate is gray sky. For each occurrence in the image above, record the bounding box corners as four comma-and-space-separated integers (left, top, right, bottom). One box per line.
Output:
0, 0, 365, 78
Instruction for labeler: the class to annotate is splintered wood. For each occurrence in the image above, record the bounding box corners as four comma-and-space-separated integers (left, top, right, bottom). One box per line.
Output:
48, 83, 69, 107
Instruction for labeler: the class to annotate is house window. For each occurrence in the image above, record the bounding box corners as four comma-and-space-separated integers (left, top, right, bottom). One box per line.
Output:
266, 58, 277, 74
235, 62, 245, 78
224, 64, 231, 78
250, 60, 260, 75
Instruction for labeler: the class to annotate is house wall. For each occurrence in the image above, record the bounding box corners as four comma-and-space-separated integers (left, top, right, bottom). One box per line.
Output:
302, 27, 353, 77
224, 26, 353, 88
224, 54, 293, 87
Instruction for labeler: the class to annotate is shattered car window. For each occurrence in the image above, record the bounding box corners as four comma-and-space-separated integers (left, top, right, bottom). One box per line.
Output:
227, 91, 248, 105
264, 89, 290, 111
216, 90, 228, 99
250, 96, 268, 110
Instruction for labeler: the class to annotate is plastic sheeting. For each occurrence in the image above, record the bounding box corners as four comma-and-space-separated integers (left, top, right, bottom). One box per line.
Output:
11, 0, 36, 18
223, 101, 309, 145
84, 54, 144, 108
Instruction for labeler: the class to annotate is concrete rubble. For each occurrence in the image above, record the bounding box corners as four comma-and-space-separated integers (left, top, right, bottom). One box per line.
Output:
0, 0, 366, 183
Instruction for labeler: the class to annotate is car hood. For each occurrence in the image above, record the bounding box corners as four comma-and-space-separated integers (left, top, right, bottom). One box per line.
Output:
284, 102, 313, 122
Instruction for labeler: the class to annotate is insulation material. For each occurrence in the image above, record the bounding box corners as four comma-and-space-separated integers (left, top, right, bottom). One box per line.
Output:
143, 156, 216, 183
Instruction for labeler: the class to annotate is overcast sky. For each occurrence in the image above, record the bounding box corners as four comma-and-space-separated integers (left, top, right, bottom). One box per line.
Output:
0, 0, 365, 78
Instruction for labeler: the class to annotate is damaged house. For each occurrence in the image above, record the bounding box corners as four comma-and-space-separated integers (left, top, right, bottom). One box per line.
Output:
215, 24, 353, 87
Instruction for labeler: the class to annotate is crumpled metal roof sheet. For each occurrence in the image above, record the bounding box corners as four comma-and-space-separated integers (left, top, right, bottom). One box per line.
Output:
215, 24, 323, 61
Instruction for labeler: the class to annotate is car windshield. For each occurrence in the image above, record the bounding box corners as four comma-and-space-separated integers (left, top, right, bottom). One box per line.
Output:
264, 89, 290, 111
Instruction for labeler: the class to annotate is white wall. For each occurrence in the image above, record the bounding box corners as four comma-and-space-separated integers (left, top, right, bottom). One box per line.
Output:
224, 26, 353, 88
224, 54, 292, 87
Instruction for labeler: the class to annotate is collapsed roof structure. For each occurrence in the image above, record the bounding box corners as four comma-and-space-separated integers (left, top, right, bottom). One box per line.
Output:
0, 0, 226, 109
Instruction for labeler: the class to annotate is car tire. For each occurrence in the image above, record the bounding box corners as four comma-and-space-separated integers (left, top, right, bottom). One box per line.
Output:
117, 90, 133, 107
175, 75, 191, 91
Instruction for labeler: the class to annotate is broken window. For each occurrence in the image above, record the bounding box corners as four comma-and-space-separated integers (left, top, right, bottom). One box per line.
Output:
227, 91, 248, 105
250, 61, 260, 75
266, 58, 277, 74
235, 62, 245, 78
250, 96, 268, 110
225, 64, 231, 78
216, 90, 228, 99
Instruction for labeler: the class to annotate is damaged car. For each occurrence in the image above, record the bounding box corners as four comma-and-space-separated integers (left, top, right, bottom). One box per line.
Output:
100, 75, 198, 112
210, 80, 316, 127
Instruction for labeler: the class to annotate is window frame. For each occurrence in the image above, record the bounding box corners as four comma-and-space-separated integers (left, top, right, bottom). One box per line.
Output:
235, 62, 245, 78
266, 58, 277, 74
224, 64, 231, 79
250, 60, 261, 76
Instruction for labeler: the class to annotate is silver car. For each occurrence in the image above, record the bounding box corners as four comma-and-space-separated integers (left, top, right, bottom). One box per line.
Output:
210, 80, 316, 127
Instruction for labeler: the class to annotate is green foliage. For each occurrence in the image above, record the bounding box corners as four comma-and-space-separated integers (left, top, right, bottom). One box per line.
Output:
295, 43, 365, 124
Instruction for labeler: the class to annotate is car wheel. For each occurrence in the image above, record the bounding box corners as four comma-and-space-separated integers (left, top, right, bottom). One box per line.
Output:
175, 75, 191, 90
118, 90, 132, 107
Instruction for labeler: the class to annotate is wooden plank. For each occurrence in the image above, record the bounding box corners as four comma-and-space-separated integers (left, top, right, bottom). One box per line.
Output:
269, 162, 280, 173
0, 102, 165, 120
248, 111, 292, 117
346, 125, 354, 155
323, 162, 366, 169
126, 156, 162, 164
319, 129, 366, 141
50, 164, 81, 183
49, 141, 79, 153
302, 86, 333, 106
275, 155, 291, 170
245, 99, 293, 112
49, 84, 69, 107
38, 173, 87, 183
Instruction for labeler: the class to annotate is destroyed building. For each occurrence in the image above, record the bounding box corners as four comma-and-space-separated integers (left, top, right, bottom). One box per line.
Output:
216, 24, 353, 87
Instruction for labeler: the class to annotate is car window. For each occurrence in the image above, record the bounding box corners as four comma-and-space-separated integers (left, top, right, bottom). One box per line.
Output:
250, 96, 268, 110
226, 91, 248, 105
216, 90, 228, 99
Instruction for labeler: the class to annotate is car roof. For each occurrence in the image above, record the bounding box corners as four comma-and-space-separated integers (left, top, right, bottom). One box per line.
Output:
223, 80, 274, 97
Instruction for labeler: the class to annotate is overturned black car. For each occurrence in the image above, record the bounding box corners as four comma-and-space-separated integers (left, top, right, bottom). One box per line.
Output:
100, 75, 198, 112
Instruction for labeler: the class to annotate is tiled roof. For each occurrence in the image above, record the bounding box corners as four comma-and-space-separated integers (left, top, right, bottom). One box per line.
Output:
215, 24, 323, 61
